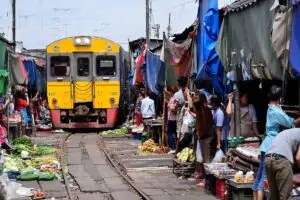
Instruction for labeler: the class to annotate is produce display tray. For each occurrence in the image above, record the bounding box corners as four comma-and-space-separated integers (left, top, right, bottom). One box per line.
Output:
228, 179, 253, 189
173, 159, 195, 177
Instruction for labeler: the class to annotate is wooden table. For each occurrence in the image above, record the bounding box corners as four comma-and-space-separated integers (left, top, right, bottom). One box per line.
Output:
228, 179, 253, 200
6, 121, 21, 141
143, 119, 163, 145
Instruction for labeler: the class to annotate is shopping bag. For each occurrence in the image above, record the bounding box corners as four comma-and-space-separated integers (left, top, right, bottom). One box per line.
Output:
196, 140, 203, 163
212, 149, 225, 163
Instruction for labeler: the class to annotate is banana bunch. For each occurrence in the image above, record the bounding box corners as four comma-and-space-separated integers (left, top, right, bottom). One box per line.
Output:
176, 147, 195, 163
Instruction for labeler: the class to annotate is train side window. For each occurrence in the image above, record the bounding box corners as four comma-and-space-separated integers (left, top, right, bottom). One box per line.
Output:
96, 55, 116, 76
50, 56, 70, 77
77, 57, 90, 77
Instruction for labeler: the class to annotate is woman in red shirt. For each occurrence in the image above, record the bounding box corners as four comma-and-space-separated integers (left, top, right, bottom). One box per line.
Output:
15, 91, 30, 127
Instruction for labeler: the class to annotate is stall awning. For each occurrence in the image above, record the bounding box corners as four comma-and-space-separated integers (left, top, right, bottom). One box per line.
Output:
216, 0, 282, 80
8, 53, 28, 86
290, 6, 300, 75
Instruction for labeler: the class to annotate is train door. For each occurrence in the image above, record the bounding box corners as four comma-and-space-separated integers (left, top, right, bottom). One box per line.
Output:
73, 53, 93, 103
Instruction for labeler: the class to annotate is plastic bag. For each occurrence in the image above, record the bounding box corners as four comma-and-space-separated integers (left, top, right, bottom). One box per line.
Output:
196, 140, 203, 163
212, 149, 225, 163
181, 112, 194, 133
6, 182, 21, 198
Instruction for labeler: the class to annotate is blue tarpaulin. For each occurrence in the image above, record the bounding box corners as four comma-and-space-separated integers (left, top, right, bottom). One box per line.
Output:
290, 6, 300, 75
23, 58, 36, 89
143, 51, 165, 95
197, 0, 224, 95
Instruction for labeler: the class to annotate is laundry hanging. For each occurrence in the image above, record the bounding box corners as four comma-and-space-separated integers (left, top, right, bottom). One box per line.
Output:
161, 35, 193, 87
133, 45, 146, 85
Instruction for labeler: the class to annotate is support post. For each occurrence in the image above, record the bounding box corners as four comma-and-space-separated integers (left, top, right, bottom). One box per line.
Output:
146, 0, 150, 46
12, 0, 16, 51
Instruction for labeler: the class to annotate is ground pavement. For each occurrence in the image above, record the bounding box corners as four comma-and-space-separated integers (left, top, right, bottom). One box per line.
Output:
65, 133, 218, 200
19, 132, 218, 200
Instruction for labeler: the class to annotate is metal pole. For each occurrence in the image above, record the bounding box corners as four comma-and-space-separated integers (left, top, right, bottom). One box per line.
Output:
12, 0, 16, 51
146, 0, 150, 46
167, 13, 171, 39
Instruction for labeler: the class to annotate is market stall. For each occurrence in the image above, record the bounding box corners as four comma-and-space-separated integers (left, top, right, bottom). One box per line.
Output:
143, 119, 163, 145
0, 138, 61, 199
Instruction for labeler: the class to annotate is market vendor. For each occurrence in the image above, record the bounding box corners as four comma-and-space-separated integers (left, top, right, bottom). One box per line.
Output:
252, 86, 300, 200
0, 124, 11, 152
226, 91, 261, 138
265, 128, 300, 200
15, 90, 30, 128
210, 94, 229, 153
134, 84, 145, 126
0, 93, 14, 128
141, 91, 155, 120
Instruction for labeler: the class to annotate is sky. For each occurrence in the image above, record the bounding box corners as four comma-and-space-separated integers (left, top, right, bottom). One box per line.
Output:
0, 0, 198, 50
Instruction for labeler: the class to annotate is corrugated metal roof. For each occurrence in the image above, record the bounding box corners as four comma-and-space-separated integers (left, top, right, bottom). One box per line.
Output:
226, 0, 259, 12
0, 34, 11, 44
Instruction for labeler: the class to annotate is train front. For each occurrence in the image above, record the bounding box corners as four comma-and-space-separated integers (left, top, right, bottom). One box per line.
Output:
46, 36, 121, 129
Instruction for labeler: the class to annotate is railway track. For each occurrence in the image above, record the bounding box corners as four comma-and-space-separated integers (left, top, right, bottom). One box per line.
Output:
61, 133, 152, 200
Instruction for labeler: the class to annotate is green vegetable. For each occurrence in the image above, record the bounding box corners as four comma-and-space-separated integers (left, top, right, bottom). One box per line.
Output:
39, 172, 55, 180
36, 146, 57, 155
13, 144, 36, 155
20, 168, 38, 176
12, 138, 33, 147
102, 128, 128, 135
17, 174, 39, 181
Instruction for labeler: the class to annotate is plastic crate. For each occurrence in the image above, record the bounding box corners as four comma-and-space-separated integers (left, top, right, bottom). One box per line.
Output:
216, 178, 226, 199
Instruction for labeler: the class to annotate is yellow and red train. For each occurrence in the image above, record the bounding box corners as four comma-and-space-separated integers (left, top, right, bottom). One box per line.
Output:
46, 36, 129, 129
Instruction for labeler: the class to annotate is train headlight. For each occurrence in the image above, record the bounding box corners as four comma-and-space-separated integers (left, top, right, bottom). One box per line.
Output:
75, 38, 82, 44
74, 36, 91, 46
52, 98, 57, 104
109, 97, 115, 104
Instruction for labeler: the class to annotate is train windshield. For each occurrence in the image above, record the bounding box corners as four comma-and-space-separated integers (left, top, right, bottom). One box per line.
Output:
50, 56, 70, 76
96, 55, 116, 76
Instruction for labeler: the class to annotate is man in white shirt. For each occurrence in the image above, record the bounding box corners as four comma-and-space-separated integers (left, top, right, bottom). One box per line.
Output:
141, 91, 155, 120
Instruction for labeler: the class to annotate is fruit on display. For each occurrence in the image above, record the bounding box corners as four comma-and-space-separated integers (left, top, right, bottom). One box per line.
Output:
139, 139, 169, 154
176, 148, 195, 163
140, 139, 156, 152
233, 171, 254, 183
